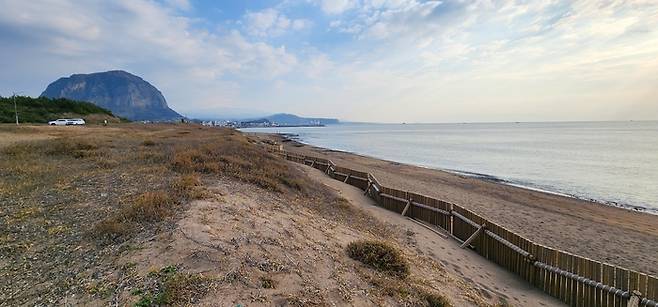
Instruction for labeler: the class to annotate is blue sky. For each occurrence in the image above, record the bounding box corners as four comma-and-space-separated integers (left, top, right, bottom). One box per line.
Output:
1, 0, 657, 122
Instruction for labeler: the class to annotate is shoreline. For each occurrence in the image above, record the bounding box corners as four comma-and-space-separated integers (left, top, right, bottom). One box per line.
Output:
275, 132, 657, 215
249, 131, 658, 276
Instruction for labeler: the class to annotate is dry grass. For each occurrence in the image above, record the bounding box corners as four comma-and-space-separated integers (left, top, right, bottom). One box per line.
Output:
141, 139, 156, 146
93, 177, 205, 242
259, 276, 277, 289
347, 240, 410, 277
93, 191, 177, 242
128, 191, 177, 222
2, 137, 99, 158
357, 267, 453, 307
346, 240, 453, 306
170, 133, 305, 192
342, 237, 455, 306
0, 123, 314, 305
170, 173, 205, 200
133, 266, 213, 306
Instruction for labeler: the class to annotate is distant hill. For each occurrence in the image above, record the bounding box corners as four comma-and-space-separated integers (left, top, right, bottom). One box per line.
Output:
262, 113, 339, 125
40, 70, 182, 121
0, 96, 123, 124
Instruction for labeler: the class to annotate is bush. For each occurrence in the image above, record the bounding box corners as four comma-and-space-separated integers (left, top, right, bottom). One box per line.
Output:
134, 266, 212, 306
424, 293, 451, 307
93, 191, 177, 242
123, 191, 176, 223
93, 219, 131, 242
0, 95, 116, 123
170, 174, 204, 200
346, 240, 409, 277
260, 276, 276, 289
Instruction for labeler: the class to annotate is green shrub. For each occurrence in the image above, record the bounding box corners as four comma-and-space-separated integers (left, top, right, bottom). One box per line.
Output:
0, 95, 116, 123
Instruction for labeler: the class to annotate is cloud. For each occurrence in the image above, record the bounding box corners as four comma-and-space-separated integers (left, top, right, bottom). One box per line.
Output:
286, 0, 658, 122
0, 0, 305, 115
243, 8, 310, 37
1, 0, 657, 121
164, 0, 191, 11
318, 0, 358, 14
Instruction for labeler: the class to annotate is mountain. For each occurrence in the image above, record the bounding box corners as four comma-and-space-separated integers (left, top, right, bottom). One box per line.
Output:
40, 70, 182, 121
262, 113, 339, 125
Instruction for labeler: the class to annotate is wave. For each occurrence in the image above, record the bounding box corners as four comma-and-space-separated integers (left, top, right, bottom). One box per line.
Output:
445, 169, 657, 215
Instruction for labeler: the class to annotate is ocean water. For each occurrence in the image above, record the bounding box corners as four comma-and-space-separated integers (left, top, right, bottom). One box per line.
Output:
242, 121, 658, 212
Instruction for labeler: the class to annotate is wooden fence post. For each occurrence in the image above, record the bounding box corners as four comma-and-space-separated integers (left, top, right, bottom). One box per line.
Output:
628, 290, 642, 307
460, 224, 486, 249
343, 174, 351, 183
401, 198, 412, 216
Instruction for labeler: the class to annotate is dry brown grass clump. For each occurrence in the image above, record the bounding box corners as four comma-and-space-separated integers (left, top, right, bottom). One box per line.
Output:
92, 190, 177, 242
170, 134, 305, 192
357, 267, 453, 307
259, 276, 277, 289
424, 293, 452, 307
170, 173, 205, 200
141, 139, 156, 146
126, 191, 176, 223
347, 240, 409, 277
93, 179, 205, 242
133, 266, 213, 307
2, 137, 98, 158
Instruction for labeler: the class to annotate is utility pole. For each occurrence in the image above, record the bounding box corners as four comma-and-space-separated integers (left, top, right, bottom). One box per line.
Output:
13, 92, 19, 126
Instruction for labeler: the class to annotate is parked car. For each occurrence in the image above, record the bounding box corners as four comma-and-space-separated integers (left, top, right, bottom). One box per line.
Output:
48, 118, 86, 126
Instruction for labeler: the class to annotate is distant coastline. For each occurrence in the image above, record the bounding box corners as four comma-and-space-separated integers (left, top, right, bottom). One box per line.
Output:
237, 124, 325, 128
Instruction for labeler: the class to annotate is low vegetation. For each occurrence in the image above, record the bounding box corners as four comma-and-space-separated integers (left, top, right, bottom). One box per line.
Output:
0, 124, 311, 305
170, 133, 305, 192
356, 266, 453, 307
347, 240, 453, 306
347, 240, 410, 277
133, 266, 213, 306
1, 123, 465, 306
0, 95, 123, 123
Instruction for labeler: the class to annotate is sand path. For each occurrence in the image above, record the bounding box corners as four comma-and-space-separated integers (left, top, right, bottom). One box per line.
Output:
300, 164, 564, 307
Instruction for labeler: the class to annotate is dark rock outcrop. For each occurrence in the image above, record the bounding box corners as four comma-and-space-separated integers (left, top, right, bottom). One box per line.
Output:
41, 70, 182, 121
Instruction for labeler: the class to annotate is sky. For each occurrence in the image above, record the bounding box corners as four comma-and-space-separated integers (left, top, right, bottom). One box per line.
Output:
1, 0, 657, 122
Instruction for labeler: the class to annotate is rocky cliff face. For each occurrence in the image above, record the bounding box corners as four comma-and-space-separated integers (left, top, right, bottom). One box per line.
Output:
41, 70, 182, 121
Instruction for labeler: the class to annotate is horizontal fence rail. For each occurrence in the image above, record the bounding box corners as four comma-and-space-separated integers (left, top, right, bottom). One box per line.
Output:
272, 147, 658, 307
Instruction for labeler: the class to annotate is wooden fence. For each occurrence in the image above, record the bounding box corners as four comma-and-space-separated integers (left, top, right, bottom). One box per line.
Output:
272, 147, 658, 307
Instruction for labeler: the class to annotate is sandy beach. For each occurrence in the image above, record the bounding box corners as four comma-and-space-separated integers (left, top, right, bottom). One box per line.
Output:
256, 133, 658, 277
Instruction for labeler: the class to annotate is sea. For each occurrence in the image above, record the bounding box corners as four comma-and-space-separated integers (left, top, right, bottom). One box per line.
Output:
241, 121, 658, 213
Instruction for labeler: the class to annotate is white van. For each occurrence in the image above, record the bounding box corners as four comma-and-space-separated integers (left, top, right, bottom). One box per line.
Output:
48, 118, 86, 126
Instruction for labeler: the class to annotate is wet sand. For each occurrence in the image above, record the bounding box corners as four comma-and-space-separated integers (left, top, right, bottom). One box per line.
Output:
254, 133, 658, 276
